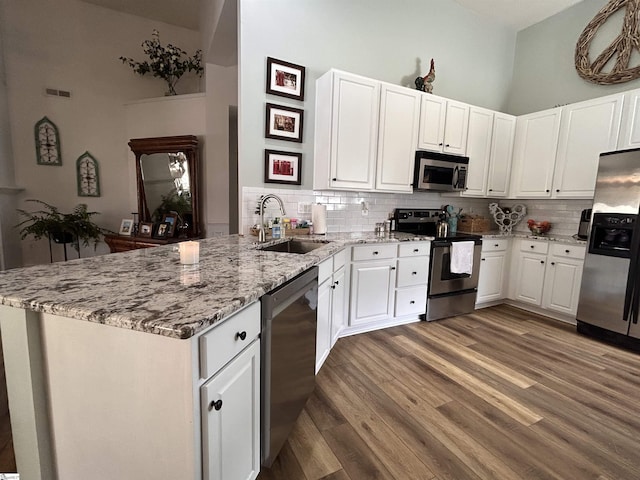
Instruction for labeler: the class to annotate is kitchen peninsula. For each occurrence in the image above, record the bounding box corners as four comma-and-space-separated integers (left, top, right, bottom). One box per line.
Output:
0, 232, 417, 480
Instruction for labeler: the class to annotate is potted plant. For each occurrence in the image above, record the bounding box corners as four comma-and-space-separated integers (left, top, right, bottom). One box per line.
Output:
16, 199, 111, 251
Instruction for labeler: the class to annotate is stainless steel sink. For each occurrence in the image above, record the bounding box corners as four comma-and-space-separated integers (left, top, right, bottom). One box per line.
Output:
258, 239, 329, 254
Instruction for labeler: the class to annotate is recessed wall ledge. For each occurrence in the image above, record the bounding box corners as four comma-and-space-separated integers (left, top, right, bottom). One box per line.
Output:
0, 186, 25, 194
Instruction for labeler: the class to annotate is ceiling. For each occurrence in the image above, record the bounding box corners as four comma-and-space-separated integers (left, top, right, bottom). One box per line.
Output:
81, 0, 586, 33
452, 0, 586, 31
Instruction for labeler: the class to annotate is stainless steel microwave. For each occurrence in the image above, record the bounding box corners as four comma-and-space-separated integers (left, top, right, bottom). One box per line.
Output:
413, 151, 469, 192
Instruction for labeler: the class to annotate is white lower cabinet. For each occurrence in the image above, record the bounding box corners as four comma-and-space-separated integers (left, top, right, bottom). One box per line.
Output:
200, 303, 261, 480
316, 249, 348, 372
476, 238, 510, 305
201, 341, 260, 480
542, 244, 586, 315
510, 239, 586, 316
350, 257, 396, 325
394, 242, 430, 317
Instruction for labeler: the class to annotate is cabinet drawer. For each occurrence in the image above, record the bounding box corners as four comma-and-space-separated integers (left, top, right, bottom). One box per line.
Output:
398, 242, 431, 257
395, 286, 427, 317
318, 258, 333, 284
482, 238, 509, 252
333, 248, 347, 271
200, 302, 261, 379
519, 240, 549, 255
396, 257, 429, 287
550, 243, 586, 260
352, 243, 397, 261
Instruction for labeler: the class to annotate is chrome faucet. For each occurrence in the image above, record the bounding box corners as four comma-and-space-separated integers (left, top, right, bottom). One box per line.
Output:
257, 194, 286, 243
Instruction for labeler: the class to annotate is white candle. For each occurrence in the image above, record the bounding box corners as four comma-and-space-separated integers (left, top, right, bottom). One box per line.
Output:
179, 241, 199, 265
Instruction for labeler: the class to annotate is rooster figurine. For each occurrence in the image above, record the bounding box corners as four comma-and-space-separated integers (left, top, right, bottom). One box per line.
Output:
415, 58, 435, 93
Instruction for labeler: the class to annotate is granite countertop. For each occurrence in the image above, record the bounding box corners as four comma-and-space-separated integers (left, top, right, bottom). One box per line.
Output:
476, 230, 587, 245
0, 230, 587, 340
0, 232, 430, 340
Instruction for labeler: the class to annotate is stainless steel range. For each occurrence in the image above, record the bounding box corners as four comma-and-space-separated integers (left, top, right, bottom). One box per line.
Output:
393, 208, 482, 321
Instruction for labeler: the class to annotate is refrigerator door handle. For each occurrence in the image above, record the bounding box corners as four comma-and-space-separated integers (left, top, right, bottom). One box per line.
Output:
625, 211, 640, 322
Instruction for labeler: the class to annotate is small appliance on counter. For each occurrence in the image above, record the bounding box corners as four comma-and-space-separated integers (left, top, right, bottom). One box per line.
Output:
577, 208, 592, 239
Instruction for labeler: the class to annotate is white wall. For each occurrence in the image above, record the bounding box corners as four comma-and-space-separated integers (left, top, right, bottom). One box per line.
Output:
237, 0, 517, 191
2, 0, 202, 265
508, 0, 640, 115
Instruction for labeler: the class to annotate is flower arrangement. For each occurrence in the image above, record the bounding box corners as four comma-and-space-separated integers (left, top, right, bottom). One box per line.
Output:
120, 30, 204, 95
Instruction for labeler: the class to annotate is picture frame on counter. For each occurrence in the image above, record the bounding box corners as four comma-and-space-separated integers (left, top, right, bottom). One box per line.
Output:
153, 222, 171, 239
264, 149, 302, 185
265, 103, 303, 143
119, 218, 134, 236
266, 57, 306, 101
138, 222, 153, 238
161, 213, 178, 237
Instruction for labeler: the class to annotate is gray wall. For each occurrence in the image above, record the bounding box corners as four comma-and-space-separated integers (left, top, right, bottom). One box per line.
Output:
508, 0, 640, 115
238, 0, 517, 190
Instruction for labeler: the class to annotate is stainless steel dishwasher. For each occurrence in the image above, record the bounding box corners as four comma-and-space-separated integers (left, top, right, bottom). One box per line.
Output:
261, 266, 318, 467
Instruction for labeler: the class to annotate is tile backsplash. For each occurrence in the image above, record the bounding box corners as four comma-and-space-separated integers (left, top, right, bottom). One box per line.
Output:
242, 186, 591, 238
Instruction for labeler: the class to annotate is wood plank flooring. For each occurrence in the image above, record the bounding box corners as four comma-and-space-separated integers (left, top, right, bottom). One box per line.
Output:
258, 305, 640, 480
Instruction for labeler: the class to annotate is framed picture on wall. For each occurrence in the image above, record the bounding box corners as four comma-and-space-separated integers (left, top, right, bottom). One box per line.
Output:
266, 57, 306, 101
264, 149, 302, 185
265, 103, 303, 143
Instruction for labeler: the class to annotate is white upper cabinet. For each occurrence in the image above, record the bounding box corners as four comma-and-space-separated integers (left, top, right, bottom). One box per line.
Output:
552, 93, 623, 198
462, 109, 515, 198
314, 70, 419, 193
375, 84, 421, 193
510, 107, 562, 198
417, 95, 469, 155
486, 113, 516, 197
462, 106, 493, 197
314, 70, 380, 191
618, 88, 640, 149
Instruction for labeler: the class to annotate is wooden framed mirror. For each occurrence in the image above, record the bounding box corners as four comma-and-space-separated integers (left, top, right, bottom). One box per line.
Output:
128, 135, 201, 238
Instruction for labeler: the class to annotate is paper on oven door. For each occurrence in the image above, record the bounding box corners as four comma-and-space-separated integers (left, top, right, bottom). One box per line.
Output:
450, 241, 474, 275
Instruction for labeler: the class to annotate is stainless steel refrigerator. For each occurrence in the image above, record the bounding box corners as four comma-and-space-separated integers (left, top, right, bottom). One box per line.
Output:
577, 148, 640, 348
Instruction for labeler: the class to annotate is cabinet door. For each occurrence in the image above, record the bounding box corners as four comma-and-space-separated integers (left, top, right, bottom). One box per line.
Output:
349, 259, 396, 325
376, 84, 421, 192
542, 257, 584, 315
417, 94, 446, 151
477, 252, 506, 304
486, 113, 516, 197
329, 72, 380, 190
511, 108, 562, 198
514, 253, 547, 305
618, 88, 640, 149
463, 106, 493, 197
331, 267, 346, 346
552, 94, 623, 198
443, 100, 470, 155
316, 279, 332, 373
202, 340, 260, 480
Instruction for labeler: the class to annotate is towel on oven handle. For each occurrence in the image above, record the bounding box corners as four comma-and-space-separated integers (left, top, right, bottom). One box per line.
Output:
450, 241, 474, 275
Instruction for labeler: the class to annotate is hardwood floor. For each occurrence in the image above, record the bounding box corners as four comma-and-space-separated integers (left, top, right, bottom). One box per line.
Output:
258, 305, 640, 480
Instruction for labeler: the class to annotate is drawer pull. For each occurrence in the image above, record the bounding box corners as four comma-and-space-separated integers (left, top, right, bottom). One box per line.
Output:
540, 260, 545, 264
565, 249, 570, 253
412, 271, 417, 275
494, 244, 499, 247
209, 399, 223, 411
413, 248, 419, 253
410, 300, 415, 304
391, 267, 396, 271
530, 245, 535, 249
236, 331, 247, 341
551, 262, 555, 266
335, 280, 339, 285
373, 251, 379, 255
481, 258, 486, 261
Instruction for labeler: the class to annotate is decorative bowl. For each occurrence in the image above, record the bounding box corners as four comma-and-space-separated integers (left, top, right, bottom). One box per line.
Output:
527, 220, 551, 235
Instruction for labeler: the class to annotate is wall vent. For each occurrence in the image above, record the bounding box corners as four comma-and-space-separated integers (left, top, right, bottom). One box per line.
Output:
45, 88, 71, 98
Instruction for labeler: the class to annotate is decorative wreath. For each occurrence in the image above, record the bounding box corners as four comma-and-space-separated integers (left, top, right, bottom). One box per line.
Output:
575, 0, 640, 85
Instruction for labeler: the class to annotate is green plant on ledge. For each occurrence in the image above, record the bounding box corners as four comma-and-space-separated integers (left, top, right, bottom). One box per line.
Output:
16, 199, 111, 252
